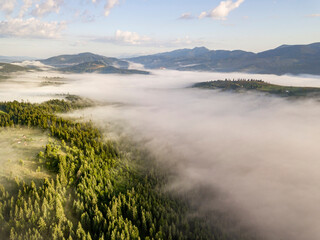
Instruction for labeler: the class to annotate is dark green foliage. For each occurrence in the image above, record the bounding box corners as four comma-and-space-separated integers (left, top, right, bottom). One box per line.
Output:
0, 97, 213, 240
193, 79, 320, 98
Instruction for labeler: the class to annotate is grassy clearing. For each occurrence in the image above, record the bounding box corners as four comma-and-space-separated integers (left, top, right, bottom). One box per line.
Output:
0, 127, 50, 184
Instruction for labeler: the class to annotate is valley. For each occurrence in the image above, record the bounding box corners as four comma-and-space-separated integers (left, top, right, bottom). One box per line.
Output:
1, 0, 319, 239
1, 67, 320, 239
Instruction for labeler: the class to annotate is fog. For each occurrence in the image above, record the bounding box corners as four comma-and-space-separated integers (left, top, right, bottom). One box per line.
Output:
0, 70, 67, 102
3, 69, 320, 239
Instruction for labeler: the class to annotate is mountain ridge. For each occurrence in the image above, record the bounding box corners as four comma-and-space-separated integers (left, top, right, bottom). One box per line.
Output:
128, 42, 320, 75
38, 52, 149, 75
59, 60, 150, 75
40, 52, 130, 69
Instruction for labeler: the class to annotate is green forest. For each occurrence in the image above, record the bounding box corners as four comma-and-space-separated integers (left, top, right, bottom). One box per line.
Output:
193, 79, 320, 98
0, 96, 218, 240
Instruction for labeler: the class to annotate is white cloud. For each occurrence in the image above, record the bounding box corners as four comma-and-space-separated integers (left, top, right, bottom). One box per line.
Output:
96, 30, 151, 45
161, 36, 206, 48
104, 0, 120, 16
179, 13, 194, 20
199, 0, 245, 20
19, 0, 33, 17
199, 11, 207, 19
0, 18, 66, 38
0, 0, 17, 15
173, 36, 194, 45
115, 30, 152, 45
308, 13, 320, 18
32, 0, 64, 17
70, 40, 88, 47
94, 31, 205, 48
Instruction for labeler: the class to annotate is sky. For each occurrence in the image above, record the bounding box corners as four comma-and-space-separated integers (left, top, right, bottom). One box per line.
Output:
0, 0, 319, 58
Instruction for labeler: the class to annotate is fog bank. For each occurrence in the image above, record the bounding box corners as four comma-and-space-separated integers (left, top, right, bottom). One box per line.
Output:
57, 70, 320, 240
3, 70, 320, 239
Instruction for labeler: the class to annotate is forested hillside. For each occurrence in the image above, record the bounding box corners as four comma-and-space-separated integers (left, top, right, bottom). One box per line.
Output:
193, 79, 320, 98
0, 97, 216, 240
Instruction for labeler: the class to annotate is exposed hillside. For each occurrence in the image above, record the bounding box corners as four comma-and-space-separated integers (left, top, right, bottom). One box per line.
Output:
59, 61, 150, 75
193, 79, 320, 97
40, 52, 130, 69
128, 42, 320, 75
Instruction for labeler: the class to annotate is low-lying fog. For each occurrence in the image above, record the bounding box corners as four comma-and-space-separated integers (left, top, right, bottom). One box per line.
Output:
3, 69, 320, 239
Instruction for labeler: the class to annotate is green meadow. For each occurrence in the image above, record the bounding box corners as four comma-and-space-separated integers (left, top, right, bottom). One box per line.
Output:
0, 127, 50, 184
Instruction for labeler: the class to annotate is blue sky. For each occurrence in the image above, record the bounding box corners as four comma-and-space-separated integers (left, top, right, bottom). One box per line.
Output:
0, 0, 319, 58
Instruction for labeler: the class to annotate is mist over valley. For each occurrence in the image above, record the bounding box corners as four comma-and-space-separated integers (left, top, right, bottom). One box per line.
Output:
1, 1, 320, 237
1, 66, 320, 239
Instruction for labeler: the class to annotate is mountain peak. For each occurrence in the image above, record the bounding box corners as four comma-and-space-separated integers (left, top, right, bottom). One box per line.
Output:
276, 44, 291, 49
128, 42, 320, 75
77, 52, 101, 57
192, 46, 209, 51
40, 52, 129, 69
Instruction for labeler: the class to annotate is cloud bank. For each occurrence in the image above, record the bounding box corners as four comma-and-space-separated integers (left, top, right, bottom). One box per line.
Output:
0, 0, 17, 15
19, 0, 34, 17
94, 30, 151, 45
4, 68, 320, 240
94, 30, 204, 47
57, 70, 320, 240
0, 18, 66, 38
32, 0, 64, 17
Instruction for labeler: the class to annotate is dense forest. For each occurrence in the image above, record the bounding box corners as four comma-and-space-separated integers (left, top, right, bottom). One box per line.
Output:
0, 96, 219, 240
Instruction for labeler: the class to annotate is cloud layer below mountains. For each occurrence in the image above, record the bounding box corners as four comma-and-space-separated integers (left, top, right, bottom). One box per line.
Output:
3, 69, 320, 239
60, 70, 320, 240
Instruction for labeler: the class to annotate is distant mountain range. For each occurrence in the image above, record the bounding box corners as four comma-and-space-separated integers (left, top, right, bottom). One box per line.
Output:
0, 56, 35, 63
39, 52, 149, 75
40, 52, 129, 69
0, 53, 149, 75
2, 43, 320, 76
128, 42, 320, 75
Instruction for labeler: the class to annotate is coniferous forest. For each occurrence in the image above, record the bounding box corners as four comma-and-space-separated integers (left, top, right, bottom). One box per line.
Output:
0, 97, 217, 240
